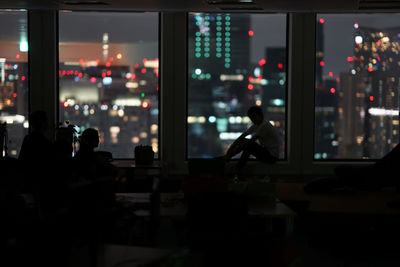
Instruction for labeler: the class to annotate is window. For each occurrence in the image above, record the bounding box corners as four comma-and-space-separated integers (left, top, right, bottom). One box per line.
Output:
315, 14, 400, 159
59, 12, 159, 158
0, 10, 29, 157
187, 13, 287, 158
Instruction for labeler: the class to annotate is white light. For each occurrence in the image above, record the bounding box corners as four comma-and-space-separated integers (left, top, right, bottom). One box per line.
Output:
261, 79, 268, 85
272, 99, 284, 106
144, 60, 159, 69
23, 121, 29, 128
235, 116, 242, 123
139, 80, 147, 86
198, 116, 206, 123
351, 69, 356, 75
125, 82, 139, 89
103, 77, 112, 85
19, 41, 28, 52
355, 35, 363, 44
269, 120, 275, 126
219, 132, 242, 140
195, 68, 202, 75
220, 74, 244, 81
0, 115, 25, 124
113, 98, 141, 107
84, 105, 89, 110
382, 37, 390, 43
331, 140, 339, 146
368, 108, 399, 116
100, 104, 108, 110
254, 67, 261, 77
208, 116, 216, 123
74, 105, 79, 110
229, 117, 236, 124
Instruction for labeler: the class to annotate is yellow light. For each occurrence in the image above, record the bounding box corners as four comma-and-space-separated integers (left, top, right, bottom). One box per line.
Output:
116, 53, 122, 59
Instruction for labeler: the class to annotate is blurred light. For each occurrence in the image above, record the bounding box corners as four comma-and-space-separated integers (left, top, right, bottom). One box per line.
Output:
118, 109, 124, 117
248, 84, 254, 90
328, 72, 333, 77
19, 41, 28, 52
248, 30, 254, 36
195, 68, 201, 75
140, 132, 148, 138
142, 101, 151, 109
319, 61, 325, 67
106, 70, 111, 76
90, 77, 96, 83
319, 18, 325, 24
116, 53, 122, 59
220, 74, 243, 81
100, 105, 108, 110
23, 121, 29, 128
271, 99, 284, 106
278, 63, 283, 69
13, 93, 17, 98
63, 101, 69, 108
105, 62, 111, 67
254, 67, 261, 77
351, 69, 356, 75
103, 77, 112, 85
208, 116, 216, 123
16, 54, 20, 59
256, 100, 262, 106
141, 68, 147, 74
220, 132, 242, 140
347, 57, 353, 62
198, 116, 206, 123
355, 35, 363, 44
132, 137, 140, 144
369, 96, 374, 102
330, 88, 336, 94
354, 23, 359, 29
258, 59, 266, 66
125, 82, 139, 89
114, 98, 141, 106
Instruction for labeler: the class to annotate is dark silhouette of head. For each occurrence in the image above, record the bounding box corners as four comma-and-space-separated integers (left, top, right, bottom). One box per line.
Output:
29, 110, 48, 133
80, 128, 99, 151
247, 106, 264, 125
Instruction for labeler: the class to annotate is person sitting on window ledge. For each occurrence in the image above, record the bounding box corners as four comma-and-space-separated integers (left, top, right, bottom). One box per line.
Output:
224, 106, 279, 173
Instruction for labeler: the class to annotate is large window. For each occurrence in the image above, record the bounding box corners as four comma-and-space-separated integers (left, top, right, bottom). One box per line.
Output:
0, 10, 29, 157
187, 13, 287, 158
315, 14, 400, 159
59, 12, 159, 158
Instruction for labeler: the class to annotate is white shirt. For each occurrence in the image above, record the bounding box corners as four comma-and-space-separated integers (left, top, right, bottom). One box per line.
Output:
245, 121, 280, 158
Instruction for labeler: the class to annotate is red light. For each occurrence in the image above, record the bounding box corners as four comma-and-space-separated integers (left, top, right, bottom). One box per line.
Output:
62, 70, 66, 76
156, 86, 159, 91
13, 93, 17, 98
278, 63, 283, 69
377, 40, 381, 45
90, 77, 96, 83
74, 70, 78, 75
248, 30, 254, 36
16, 54, 20, 59
368, 67, 373, 72
141, 68, 147, 74
347, 57, 354, 62
106, 62, 111, 67
248, 77, 254, 82
320, 61, 325, 67
21, 76, 26, 81
329, 72, 333, 77
63, 101, 69, 108
142, 101, 150, 109
369, 96, 374, 102
248, 84, 254, 90
258, 59, 266, 66
107, 70, 112, 76
78, 72, 83, 78
143, 58, 147, 63
102, 73, 106, 78
131, 74, 136, 79
96, 59, 100, 63
377, 57, 381, 61
336, 78, 340, 83
258, 75, 262, 80
134, 64, 139, 69
319, 18, 325, 24
109, 57, 114, 62
330, 88, 336, 94
79, 58, 84, 64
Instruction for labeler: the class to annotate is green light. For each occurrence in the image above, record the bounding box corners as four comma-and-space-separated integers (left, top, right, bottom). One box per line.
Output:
195, 42, 201, 46
195, 53, 201, 58
225, 53, 230, 57
225, 37, 231, 42
196, 37, 201, 41
204, 47, 210, 52
216, 21, 222, 26
225, 21, 230, 26
195, 32, 201, 37
205, 32, 210, 36
204, 42, 210, 47
225, 63, 230, 68
141, 93, 145, 98
205, 16, 210, 20
216, 32, 222, 36
225, 32, 230, 37
225, 27, 230, 31
225, 58, 231, 62
225, 43, 230, 47
192, 73, 197, 79
195, 47, 201, 52
216, 26, 222, 31
204, 53, 210, 58
216, 43, 222, 47
196, 21, 201, 26
216, 47, 222, 52
225, 47, 230, 52
206, 73, 211, 79
205, 37, 210, 42
216, 37, 222, 42
205, 21, 210, 26
216, 53, 222, 57
217, 15, 222, 20
225, 16, 230, 21
200, 74, 206, 79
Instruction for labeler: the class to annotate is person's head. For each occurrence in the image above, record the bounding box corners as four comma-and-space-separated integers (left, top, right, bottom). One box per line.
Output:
80, 128, 99, 150
29, 110, 48, 132
247, 106, 264, 125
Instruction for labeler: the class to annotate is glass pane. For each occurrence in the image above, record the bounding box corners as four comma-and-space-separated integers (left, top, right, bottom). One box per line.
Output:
59, 12, 159, 158
0, 10, 29, 158
315, 14, 400, 159
187, 13, 287, 158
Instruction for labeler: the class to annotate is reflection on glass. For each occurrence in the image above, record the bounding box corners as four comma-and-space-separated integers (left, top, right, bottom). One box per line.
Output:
315, 14, 400, 159
59, 12, 159, 158
188, 13, 287, 158
0, 10, 29, 157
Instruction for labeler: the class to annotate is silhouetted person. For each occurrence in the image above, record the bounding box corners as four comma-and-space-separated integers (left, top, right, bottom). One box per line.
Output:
224, 106, 279, 172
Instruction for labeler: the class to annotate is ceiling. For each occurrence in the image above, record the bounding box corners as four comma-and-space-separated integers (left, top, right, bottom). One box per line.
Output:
0, 0, 399, 12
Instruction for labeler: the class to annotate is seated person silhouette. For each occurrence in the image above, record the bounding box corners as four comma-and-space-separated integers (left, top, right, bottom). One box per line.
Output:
224, 106, 279, 174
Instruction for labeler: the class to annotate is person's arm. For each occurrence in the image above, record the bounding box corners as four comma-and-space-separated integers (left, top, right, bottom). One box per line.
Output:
225, 127, 255, 159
